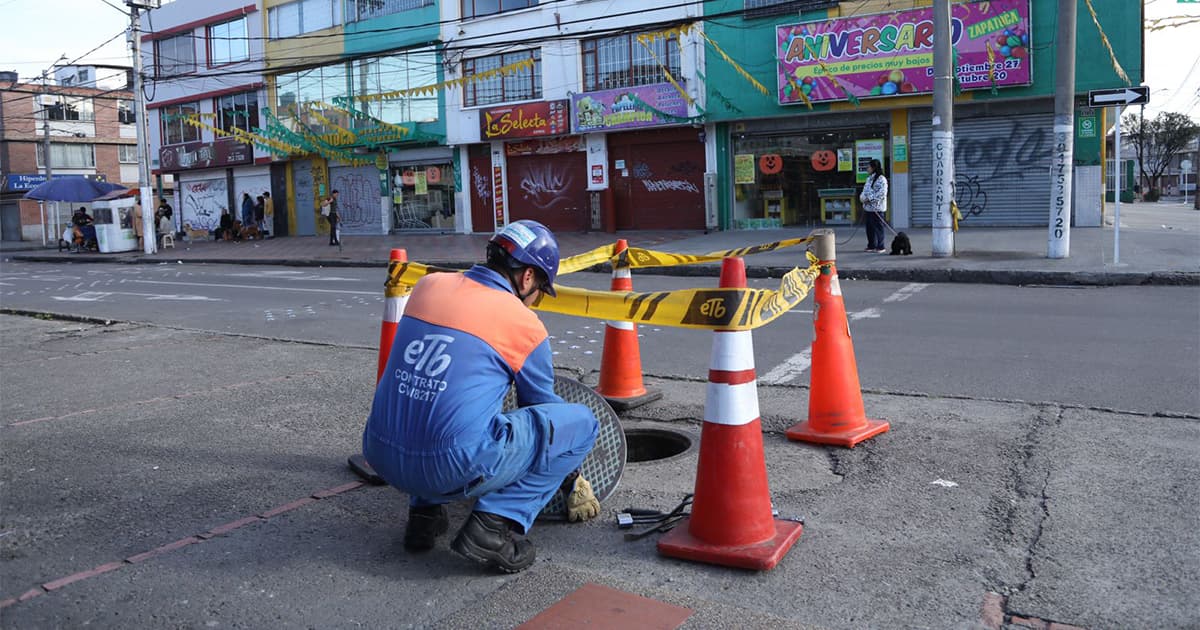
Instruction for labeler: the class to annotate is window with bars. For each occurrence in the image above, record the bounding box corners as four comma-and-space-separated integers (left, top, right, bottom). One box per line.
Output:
42, 95, 94, 122
36, 143, 96, 169
215, 92, 259, 133
118, 144, 138, 163
156, 34, 196, 77
347, 0, 432, 21
461, 0, 536, 20
462, 49, 540, 107
581, 32, 680, 92
160, 102, 202, 145
209, 17, 249, 66
118, 99, 136, 124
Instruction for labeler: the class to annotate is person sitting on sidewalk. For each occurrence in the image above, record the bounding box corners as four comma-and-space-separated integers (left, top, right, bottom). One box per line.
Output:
362, 220, 601, 574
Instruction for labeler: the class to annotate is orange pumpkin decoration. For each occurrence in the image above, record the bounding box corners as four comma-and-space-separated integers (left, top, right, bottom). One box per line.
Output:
810, 150, 836, 172
758, 154, 783, 175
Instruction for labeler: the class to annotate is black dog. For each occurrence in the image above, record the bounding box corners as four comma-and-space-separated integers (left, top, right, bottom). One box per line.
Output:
889, 231, 912, 256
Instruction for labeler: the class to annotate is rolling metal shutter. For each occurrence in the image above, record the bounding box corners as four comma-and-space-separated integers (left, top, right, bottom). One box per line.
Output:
910, 112, 1054, 226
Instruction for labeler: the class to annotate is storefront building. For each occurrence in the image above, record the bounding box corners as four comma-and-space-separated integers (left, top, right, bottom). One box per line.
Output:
704, 0, 1142, 230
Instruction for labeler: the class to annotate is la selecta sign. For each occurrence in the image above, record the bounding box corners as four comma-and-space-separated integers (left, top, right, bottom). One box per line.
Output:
480, 100, 570, 140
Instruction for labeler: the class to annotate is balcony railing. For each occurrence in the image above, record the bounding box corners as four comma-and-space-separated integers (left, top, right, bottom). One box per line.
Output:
348, 0, 433, 22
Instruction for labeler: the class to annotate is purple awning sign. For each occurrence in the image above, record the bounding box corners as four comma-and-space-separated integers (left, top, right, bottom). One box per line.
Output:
777, 0, 1032, 104
571, 83, 691, 133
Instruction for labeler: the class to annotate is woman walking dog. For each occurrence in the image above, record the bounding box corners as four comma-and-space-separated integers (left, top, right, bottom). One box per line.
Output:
860, 159, 889, 253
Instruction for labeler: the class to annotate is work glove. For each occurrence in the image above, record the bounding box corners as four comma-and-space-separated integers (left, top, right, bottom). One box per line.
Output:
566, 475, 600, 522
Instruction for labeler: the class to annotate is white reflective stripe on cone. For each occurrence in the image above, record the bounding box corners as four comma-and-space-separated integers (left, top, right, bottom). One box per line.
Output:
704, 381, 761, 426
383, 296, 408, 322
614, 268, 632, 279
607, 320, 635, 331
709, 330, 755, 372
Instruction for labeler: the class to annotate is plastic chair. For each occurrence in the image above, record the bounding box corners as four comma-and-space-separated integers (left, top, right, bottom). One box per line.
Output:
160, 232, 175, 249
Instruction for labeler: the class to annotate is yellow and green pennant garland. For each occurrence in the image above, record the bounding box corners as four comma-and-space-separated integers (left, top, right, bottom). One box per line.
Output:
353, 57, 534, 103
176, 113, 296, 157
636, 27, 695, 107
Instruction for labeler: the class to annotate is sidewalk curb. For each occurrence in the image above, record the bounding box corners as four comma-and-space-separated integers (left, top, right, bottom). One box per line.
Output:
9, 253, 1198, 286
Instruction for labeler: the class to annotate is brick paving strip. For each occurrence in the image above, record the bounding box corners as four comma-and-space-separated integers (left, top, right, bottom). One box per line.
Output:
980, 592, 1088, 630
0, 480, 367, 609
518, 582, 693, 629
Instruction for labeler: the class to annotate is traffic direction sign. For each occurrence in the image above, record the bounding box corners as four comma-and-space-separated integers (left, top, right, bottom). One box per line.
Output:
1088, 86, 1150, 107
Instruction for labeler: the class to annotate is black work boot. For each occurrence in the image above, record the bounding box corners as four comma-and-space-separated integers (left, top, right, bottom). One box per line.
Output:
450, 511, 536, 573
403, 504, 449, 552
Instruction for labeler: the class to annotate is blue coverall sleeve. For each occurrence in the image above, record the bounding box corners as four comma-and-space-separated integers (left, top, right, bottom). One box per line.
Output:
513, 338, 564, 406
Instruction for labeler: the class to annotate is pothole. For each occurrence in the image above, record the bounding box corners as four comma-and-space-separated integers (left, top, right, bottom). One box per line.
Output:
624, 428, 693, 463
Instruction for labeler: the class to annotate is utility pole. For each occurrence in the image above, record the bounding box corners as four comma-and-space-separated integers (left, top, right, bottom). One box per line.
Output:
41, 71, 54, 245
39, 56, 65, 245
1047, 0, 1076, 259
930, 0, 954, 257
128, 1, 157, 254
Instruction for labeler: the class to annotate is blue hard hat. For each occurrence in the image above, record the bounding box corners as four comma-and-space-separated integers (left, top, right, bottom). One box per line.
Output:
490, 220, 560, 297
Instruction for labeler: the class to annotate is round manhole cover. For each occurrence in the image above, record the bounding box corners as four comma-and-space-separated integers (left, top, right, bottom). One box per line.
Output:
624, 428, 693, 463
504, 376, 626, 521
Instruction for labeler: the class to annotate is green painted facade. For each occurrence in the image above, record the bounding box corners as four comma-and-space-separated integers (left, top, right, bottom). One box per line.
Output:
342, 4, 446, 142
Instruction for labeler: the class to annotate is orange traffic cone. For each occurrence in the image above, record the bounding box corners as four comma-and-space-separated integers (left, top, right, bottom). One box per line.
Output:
351, 248, 409, 486
596, 239, 662, 410
657, 257, 803, 571
786, 230, 889, 447
376, 248, 409, 382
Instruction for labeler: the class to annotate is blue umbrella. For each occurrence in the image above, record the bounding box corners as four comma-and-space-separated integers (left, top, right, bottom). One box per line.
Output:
23, 176, 127, 202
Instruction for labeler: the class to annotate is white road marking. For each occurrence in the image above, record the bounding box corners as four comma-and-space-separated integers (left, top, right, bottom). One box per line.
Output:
883, 283, 929, 303
762, 286, 926, 384
760, 347, 812, 385
129, 279, 377, 296
52, 292, 113, 302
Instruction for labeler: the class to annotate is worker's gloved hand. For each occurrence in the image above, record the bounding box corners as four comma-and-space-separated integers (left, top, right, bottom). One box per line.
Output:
566, 475, 600, 522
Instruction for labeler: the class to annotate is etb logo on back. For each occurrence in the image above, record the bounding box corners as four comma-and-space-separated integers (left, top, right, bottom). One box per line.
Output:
403, 334, 454, 376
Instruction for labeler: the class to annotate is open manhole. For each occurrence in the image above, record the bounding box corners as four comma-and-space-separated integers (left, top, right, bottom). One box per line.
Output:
624, 428, 693, 463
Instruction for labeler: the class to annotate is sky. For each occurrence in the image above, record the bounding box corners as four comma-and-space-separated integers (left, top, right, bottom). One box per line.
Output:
1, 0, 1197, 119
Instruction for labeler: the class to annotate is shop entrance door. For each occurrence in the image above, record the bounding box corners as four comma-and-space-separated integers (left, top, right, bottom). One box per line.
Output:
468, 144, 495, 232
505, 151, 589, 232
609, 127, 705, 230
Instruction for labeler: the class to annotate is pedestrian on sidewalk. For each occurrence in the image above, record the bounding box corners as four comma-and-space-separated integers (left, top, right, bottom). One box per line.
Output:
262, 191, 274, 238
240, 193, 255, 227
325, 190, 341, 246
362, 220, 601, 574
254, 195, 265, 233
860, 158, 889, 253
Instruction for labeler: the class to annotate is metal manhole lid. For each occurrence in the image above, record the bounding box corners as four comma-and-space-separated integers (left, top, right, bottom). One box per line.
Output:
503, 376, 627, 521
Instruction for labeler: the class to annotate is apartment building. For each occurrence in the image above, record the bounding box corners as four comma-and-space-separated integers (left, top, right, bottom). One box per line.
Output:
0, 70, 137, 242
142, 1, 272, 235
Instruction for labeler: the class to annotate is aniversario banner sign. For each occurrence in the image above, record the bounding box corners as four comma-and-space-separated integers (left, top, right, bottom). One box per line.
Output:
777, 0, 1031, 104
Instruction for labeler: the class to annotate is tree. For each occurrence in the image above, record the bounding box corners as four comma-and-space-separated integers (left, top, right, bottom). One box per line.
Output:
1122, 111, 1200, 194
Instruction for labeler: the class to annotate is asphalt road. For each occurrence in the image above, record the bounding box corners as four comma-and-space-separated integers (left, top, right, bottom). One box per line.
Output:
1, 260, 1196, 416
2, 312, 1197, 629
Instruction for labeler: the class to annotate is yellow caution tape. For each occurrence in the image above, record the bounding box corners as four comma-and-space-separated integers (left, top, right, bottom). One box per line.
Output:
556, 236, 816, 275
385, 253, 823, 331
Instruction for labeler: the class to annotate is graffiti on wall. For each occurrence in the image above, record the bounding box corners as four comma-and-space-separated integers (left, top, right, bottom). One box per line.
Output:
331, 169, 378, 233
949, 120, 1051, 220
472, 166, 491, 203
181, 178, 227, 231
633, 161, 702, 194
518, 164, 574, 210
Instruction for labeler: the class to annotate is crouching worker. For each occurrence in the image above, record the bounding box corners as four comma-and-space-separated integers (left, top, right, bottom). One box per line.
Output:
362, 220, 600, 573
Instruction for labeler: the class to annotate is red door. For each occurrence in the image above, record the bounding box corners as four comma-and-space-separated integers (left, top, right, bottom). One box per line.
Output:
505, 151, 589, 232
609, 127, 705, 230
467, 144, 495, 233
